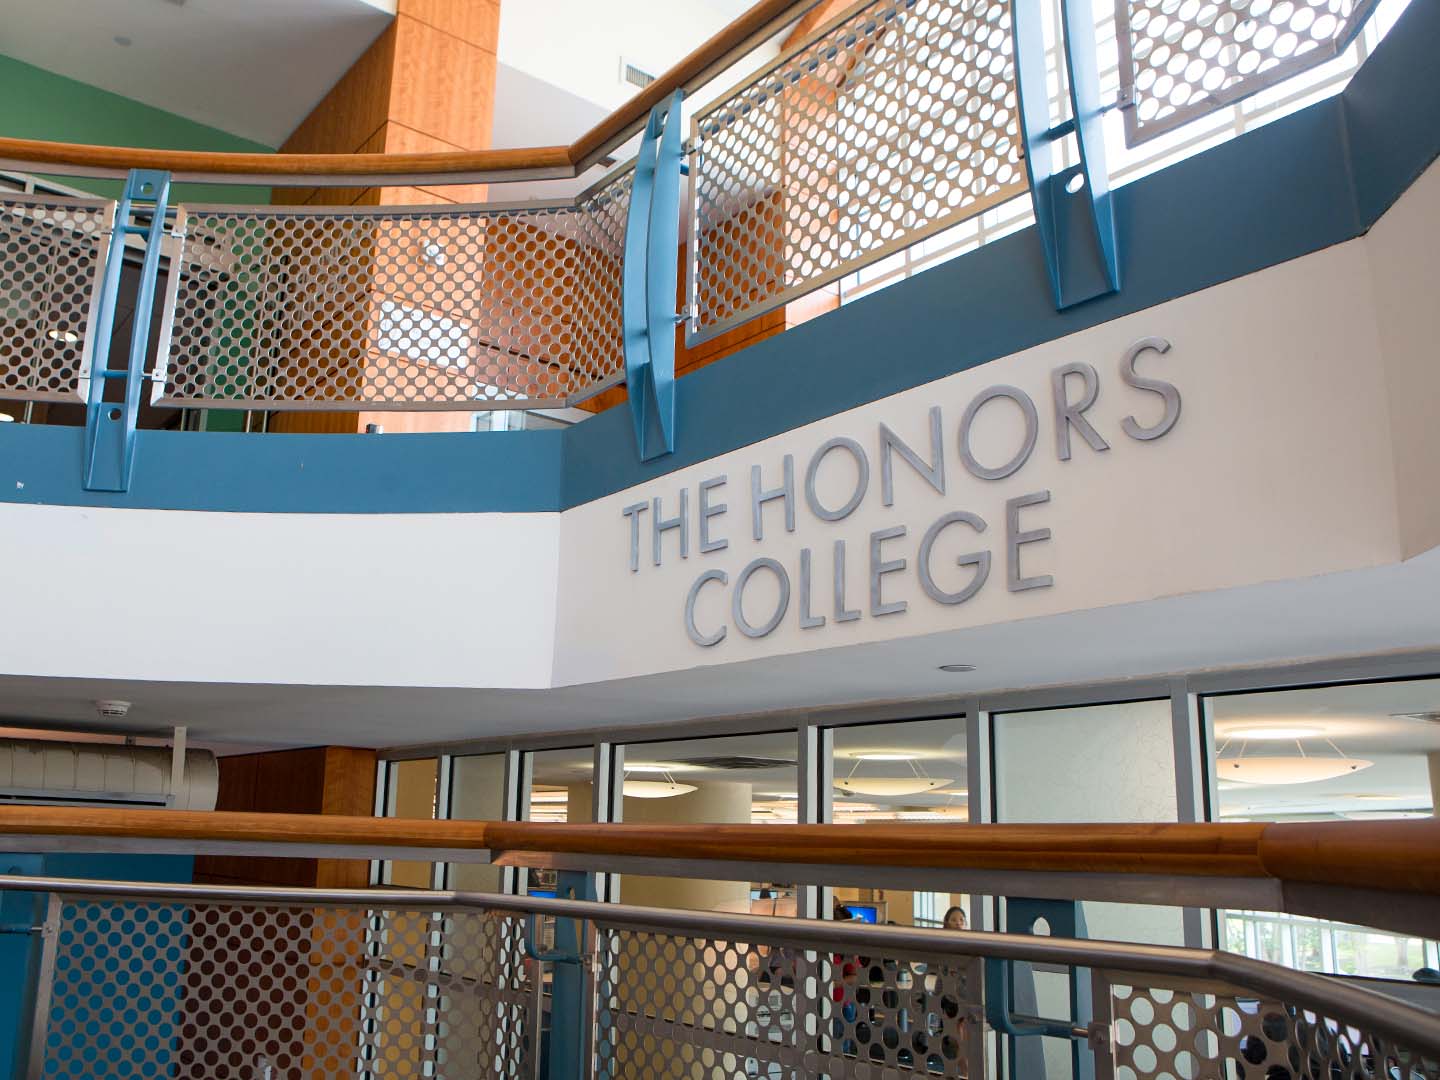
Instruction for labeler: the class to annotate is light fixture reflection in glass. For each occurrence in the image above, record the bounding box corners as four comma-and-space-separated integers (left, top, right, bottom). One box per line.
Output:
1221, 725, 1324, 741
1216, 756, 1372, 785
836, 752, 951, 797
622, 764, 695, 799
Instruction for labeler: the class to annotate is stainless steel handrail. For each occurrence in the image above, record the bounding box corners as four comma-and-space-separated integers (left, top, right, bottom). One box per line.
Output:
5, 874, 1438, 1056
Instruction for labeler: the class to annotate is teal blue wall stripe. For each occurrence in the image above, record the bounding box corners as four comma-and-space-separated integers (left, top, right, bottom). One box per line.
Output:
0, 0, 1435, 516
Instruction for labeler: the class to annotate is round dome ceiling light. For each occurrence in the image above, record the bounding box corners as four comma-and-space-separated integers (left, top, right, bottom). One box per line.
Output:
1215, 756, 1373, 785
834, 776, 953, 797
622, 779, 697, 799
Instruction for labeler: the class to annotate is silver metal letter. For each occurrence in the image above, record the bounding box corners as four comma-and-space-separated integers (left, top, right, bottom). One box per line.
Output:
684, 569, 729, 647
833, 539, 860, 623
750, 454, 796, 541
1120, 336, 1180, 441
652, 489, 689, 567
622, 501, 648, 573
869, 525, 908, 617
799, 548, 825, 630
1006, 490, 1054, 592
918, 510, 991, 604
733, 557, 791, 639
804, 436, 870, 522
959, 385, 1039, 480
698, 475, 729, 554
879, 406, 946, 506
1052, 361, 1110, 460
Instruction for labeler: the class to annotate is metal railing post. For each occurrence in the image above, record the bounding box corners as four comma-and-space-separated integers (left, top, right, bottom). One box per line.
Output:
82, 169, 171, 492
1012, 0, 1119, 309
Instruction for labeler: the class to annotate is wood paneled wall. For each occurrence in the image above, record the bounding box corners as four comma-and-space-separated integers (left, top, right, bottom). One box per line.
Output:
268, 0, 501, 433
193, 746, 376, 888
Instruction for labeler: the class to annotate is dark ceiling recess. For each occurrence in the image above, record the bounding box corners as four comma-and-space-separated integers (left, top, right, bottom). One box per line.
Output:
671, 756, 796, 771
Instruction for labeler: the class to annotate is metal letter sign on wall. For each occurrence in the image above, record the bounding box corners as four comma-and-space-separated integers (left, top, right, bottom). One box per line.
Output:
623, 91, 685, 462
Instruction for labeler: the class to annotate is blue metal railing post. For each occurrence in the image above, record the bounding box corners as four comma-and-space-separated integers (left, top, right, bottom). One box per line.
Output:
522, 871, 596, 1080
985, 897, 1095, 1080
1012, 0, 1119, 309
621, 91, 684, 462
83, 169, 172, 492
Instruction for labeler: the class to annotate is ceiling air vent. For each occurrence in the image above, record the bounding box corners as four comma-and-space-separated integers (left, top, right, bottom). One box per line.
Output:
1392, 711, 1440, 724
621, 59, 656, 90
672, 756, 796, 771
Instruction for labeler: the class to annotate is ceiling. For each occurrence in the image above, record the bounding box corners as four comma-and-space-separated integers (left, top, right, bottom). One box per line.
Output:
0, 0, 396, 146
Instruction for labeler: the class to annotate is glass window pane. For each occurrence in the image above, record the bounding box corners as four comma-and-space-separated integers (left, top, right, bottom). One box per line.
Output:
448, 753, 506, 892
1205, 678, 1440, 978
386, 757, 438, 889
995, 700, 1183, 946
829, 716, 972, 930
518, 747, 593, 898
615, 731, 797, 913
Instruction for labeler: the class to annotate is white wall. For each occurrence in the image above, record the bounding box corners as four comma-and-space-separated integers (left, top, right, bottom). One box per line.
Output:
555, 236, 1405, 686
498, 0, 775, 113
0, 506, 560, 689
1368, 159, 1440, 559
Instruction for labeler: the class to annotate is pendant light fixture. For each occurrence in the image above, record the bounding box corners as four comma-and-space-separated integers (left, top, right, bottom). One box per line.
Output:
833, 753, 953, 797
622, 764, 696, 799
1215, 731, 1371, 786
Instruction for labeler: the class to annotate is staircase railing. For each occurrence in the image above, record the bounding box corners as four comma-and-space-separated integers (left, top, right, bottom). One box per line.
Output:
0, 0, 1398, 477
0, 873, 1436, 1079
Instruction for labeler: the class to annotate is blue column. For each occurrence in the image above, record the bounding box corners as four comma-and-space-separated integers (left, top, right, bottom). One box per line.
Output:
622, 92, 684, 462
83, 169, 172, 492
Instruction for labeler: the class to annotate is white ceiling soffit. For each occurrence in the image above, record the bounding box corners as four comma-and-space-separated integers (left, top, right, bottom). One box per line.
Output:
2, 546, 1440, 751
1, 0, 397, 147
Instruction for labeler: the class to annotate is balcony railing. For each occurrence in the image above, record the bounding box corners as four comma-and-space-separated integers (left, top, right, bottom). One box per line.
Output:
0, 0, 1400, 481
0, 808, 1436, 1079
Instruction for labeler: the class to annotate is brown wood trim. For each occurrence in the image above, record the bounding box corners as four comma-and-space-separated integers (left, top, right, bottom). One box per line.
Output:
486, 821, 1269, 877
0, 0, 825, 183
0, 805, 492, 849
1256, 818, 1440, 895
3, 807, 1435, 895
0, 139, 572, 179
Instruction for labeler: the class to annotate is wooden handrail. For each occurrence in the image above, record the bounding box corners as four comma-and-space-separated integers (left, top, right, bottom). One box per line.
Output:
0, 806, 1436, 895
0, 0, 823, 186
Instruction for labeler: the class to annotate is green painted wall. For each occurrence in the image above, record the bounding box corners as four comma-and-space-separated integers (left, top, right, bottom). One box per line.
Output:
0, 54, 274, 204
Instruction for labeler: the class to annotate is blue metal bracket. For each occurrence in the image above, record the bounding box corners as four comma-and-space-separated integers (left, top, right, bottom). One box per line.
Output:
622, 91, 684, 462
83, 169, 172, 492
523, 871, 596, 1080
1013, 0, 1119, 309
986, 897, 1095, 1080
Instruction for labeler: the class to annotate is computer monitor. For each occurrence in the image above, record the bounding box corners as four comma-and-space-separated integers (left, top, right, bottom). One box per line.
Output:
843, 904, 879, 923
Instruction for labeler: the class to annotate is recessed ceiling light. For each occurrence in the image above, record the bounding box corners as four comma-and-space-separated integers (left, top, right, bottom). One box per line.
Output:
46, 328, 81, 344
938, 663, 975, 673
1223, 725, 1324, 740
113, 35, 133, 46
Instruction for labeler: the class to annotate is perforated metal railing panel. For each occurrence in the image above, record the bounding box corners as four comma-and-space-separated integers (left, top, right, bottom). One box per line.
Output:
0, 191, 113, 403
592, 923, 984, 1078
689, 0, 1024, 343
156, 171, 632, 412
1115, 0, 1382, 145
1097, 971, 1440, 1080
34, 896, 539, 1080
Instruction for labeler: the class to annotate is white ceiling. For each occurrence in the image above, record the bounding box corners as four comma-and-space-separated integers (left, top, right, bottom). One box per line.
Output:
0, 0, 396, 146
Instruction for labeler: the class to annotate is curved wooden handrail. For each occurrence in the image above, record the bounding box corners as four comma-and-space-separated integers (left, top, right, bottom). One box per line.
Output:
0, 0, 820, 186
0, 806, 1435, 895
